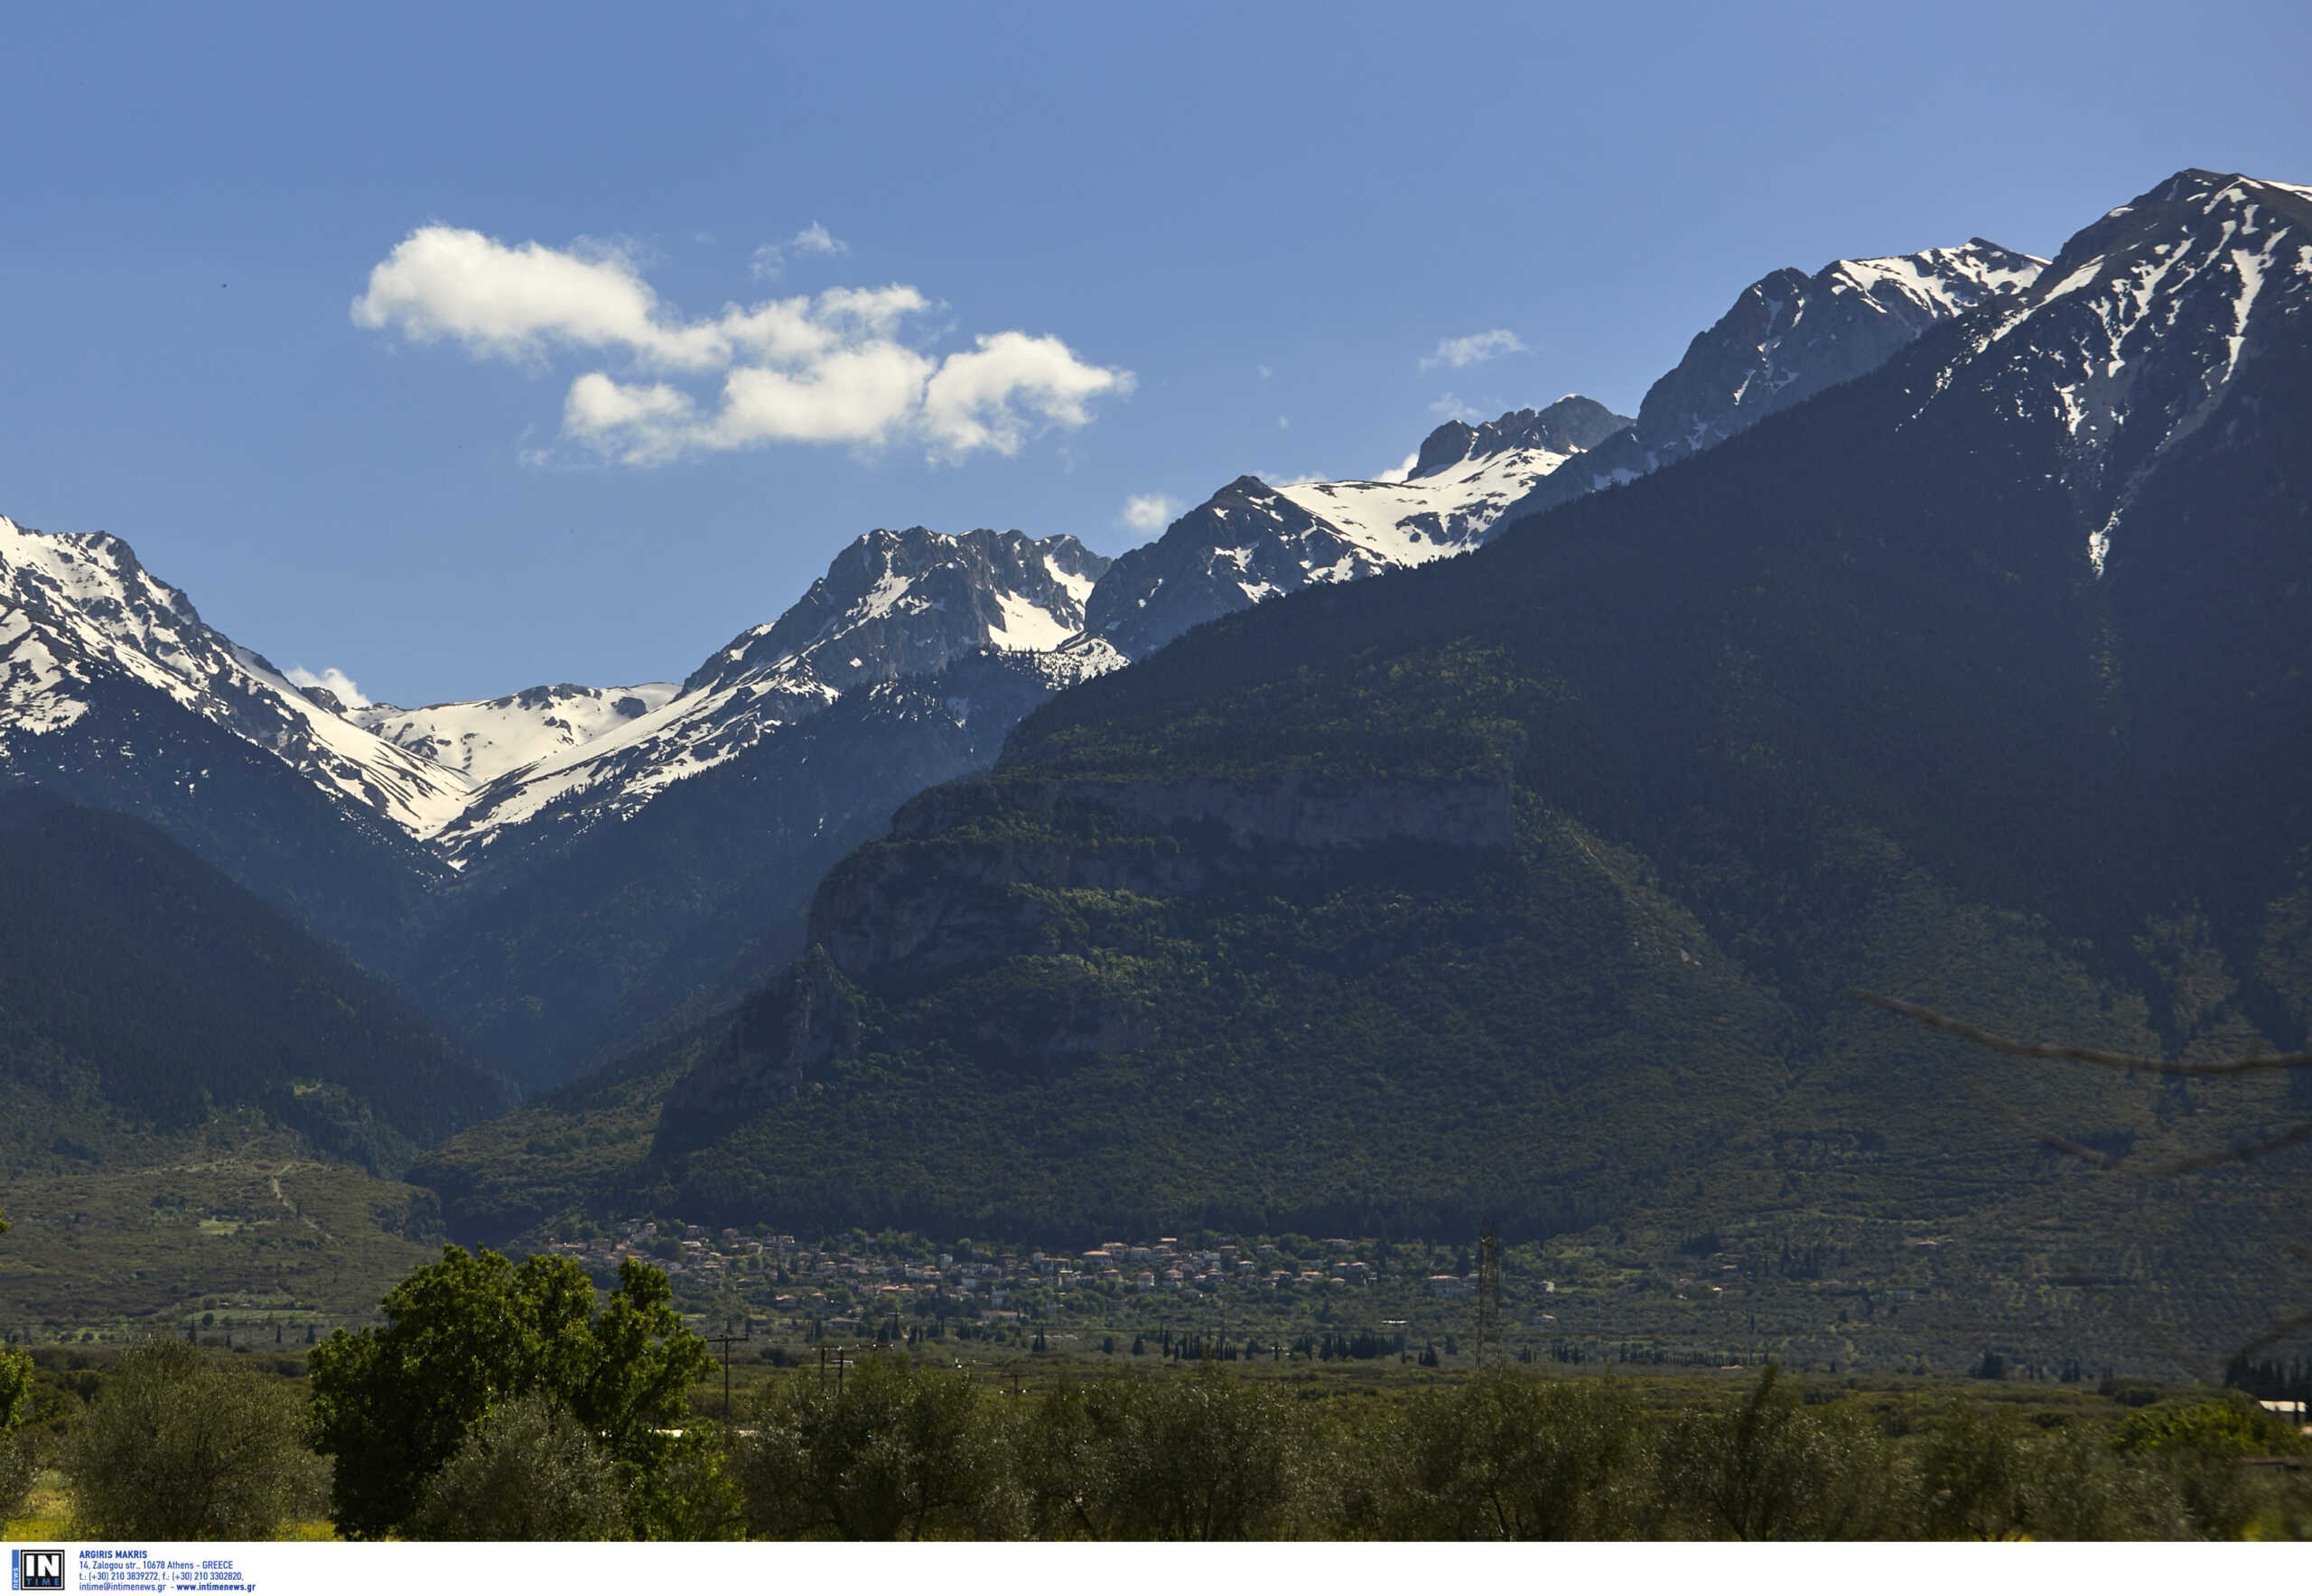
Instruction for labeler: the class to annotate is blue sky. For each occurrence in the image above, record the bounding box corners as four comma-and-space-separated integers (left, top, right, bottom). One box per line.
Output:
5, 1, 2307, 706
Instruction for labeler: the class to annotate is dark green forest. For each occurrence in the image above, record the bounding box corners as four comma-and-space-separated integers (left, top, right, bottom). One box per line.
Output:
0, 792, 510, 1171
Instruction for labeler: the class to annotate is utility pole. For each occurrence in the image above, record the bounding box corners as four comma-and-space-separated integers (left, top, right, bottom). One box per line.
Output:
1477, 1218, 1503, 1367
704, 1331, 749, 1423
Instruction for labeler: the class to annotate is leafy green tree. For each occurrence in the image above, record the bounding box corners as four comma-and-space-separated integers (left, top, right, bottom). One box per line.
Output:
62, 1339, 324, 1539
308, 1246, 709, 1539
1657, 1365, 1912, 1540
2112, 1395, 2307, 1539
406, 1392, 628, 1541
733, 1354, 1012, 1540
2113, 1395, 2305, 1460
1367, 1373, 1654, 1539
629, 1424, 747, 1542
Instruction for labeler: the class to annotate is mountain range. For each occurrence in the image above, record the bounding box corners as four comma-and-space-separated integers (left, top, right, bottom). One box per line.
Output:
436, 168, 2312, 1371
5, 167, 2307, 1367
0, 223, 2053, 1081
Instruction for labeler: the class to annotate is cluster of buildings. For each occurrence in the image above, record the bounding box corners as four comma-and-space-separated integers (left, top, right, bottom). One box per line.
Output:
527, 1224, 1475, 1323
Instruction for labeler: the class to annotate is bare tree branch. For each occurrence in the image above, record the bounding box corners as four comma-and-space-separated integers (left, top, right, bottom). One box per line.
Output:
1962, 1080, 2311, 1177
1961, 1080, 2122, 1168
2138, 1119, 2312, 1176
1863, 990, 2312, 1371
2231, 1310, 2312, 1365
1850, 989, 2312, 1074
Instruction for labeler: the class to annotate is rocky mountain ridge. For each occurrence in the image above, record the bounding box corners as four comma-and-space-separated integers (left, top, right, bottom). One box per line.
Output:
1, 229, 2042, 885
0, 515, 480, 835
1504, 238, 2047, 518
1080, 396, 1630, 658
429, 526, 1114, 866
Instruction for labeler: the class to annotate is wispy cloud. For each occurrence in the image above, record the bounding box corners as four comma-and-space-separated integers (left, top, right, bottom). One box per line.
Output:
1420, 328, 1526, 371
285, 666, 370, 708
354, 225, 1129, 464
1121, 493, 1179, 532
750, 220, 852, 279
791, 220, 847, 257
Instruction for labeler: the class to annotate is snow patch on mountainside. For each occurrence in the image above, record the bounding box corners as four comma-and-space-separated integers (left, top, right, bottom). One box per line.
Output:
354, 682, 683, 787
1273, 438, 1584, 566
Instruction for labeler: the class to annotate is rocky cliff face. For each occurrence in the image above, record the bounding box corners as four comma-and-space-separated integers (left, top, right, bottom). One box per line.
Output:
663, 768, 1519, 1123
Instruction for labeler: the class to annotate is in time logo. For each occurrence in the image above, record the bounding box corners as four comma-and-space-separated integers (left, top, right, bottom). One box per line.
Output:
11, 1549, 65, 1591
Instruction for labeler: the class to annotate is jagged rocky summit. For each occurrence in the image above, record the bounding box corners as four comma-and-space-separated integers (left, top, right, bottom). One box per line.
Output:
1505, 239, 2046, 518
1082, 397, 1631, 658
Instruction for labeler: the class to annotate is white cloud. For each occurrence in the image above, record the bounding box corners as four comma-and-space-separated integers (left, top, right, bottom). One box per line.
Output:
354, 225, 1129, 464
1420, 328, 1526, 371
922, 331, 1133, 459
286, 666, 370, 708
1256, 363, 1273, 379
1373, 451, 1422, 484
1428, 392, 1470, 419
1277, 415, 1291, 430
1121, 493, 1179, 532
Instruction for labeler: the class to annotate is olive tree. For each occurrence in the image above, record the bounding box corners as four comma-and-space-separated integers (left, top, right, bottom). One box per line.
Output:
1657, 1365, 1912, 1539
406, 1391, 628, 1541
1016, 1364, 1308, 1540
0, 1206, 28, 1524
62, 1339, 324, 1539
1366, 1372, 1655, 1539
734, 1353, 1012, 1540
0, 1338, 32, 1526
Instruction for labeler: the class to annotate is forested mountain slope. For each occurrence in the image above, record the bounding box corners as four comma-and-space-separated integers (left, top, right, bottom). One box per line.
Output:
0, 791, 512, 1172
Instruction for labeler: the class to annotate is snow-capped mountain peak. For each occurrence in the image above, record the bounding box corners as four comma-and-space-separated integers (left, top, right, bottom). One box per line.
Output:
689, 527, 1105, 697
1910, 169, 2312, 575
0, 515, 477, 835
1500, 238, 2047, 523
1081, 397, 1631, 658
426, 526, 1114, 863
